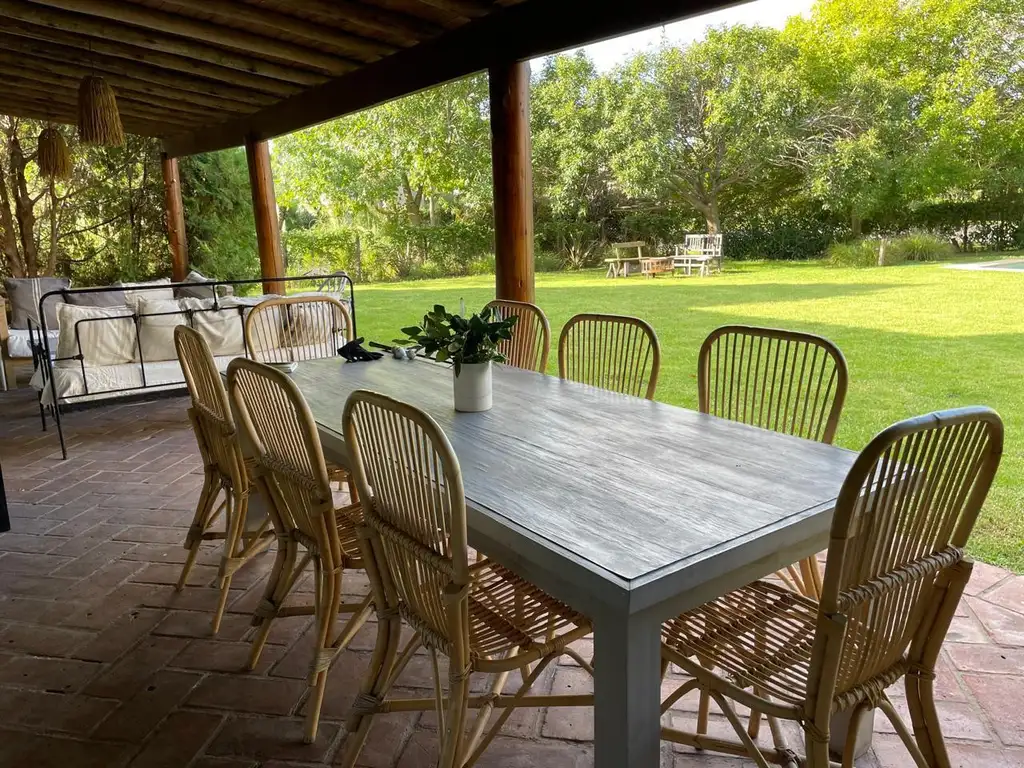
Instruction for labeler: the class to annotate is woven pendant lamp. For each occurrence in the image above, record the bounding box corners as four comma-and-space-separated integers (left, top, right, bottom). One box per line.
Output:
37, 125, 73, 180
78, 75, 124, 147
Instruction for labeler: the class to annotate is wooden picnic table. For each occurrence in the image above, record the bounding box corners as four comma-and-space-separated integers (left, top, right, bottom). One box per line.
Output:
288, 357, 858, 768
605, 241, 646, 278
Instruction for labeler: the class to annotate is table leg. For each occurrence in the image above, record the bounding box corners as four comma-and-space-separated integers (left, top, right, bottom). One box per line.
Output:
593, 611, 662, 768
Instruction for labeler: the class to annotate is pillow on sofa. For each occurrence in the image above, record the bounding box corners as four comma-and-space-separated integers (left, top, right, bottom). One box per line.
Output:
180, 298, 245, 357
175, 270, 217, 300
66, 287, 128, 308
224, 295, 282, 356
117, 278, 175, 310
55, 302, 136, 367
4, 277, 70, 330
137, 298, 187, 362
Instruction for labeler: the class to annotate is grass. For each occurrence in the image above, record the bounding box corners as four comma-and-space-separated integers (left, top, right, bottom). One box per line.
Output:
352, 256, 1024, 572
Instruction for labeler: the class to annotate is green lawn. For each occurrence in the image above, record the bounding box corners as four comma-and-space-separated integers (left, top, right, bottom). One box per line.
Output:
352, 258, 1024, 571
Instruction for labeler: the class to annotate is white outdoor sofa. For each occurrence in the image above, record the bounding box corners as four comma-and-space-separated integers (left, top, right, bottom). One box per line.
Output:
15, 273, 355, 459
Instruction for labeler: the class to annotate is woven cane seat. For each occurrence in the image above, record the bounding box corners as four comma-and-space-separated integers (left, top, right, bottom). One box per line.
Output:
661, 581, 818, 707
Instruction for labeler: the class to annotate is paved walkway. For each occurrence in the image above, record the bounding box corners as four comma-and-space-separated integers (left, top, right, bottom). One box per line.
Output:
0, 388, 1022, 767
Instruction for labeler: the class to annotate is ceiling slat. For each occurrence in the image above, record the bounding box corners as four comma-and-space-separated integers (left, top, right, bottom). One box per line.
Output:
156, 0, 398, 59
251, 0, 443, 47
0, 50, 257, 114
2, 0, 334, 83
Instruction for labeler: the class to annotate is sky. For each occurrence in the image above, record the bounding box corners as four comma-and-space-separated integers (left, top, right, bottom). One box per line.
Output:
542, 0, 815, 72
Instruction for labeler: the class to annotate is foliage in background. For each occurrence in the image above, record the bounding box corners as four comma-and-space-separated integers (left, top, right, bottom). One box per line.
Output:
2, 0, 1022, 286
178, 149, 256, 282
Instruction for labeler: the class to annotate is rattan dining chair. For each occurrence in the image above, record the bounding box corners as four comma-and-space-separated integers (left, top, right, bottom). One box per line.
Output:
337, 390, 594, 768
698, 325, 849, 599
226, 358, 372, 743
244, 294, 355, 491
660, 406, 1003, 768
244, 295, 353, 363
173, 326, 274, 634
557, 312, 661, 399
484, 299, 551, 373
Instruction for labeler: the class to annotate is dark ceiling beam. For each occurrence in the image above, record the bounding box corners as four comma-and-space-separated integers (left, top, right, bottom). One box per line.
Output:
155, 0, 398, 60
2, 0, 333, 83
0, 99, 170, 136
0, 32, 277, 106
281, 0, 444, 47
164, 0, 736, 157
0, 16, 302, 95
0, 53, 256, 115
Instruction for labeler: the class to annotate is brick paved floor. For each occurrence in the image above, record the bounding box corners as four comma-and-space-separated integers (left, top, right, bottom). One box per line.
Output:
0, 388, 1022, 767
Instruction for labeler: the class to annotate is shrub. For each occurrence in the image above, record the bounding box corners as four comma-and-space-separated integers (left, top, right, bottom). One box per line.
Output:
886, 231, 956, 262
534, 250, 563, 273
724, 225, 841, 261
827, 239, 884, 267
466, 255, 495, 276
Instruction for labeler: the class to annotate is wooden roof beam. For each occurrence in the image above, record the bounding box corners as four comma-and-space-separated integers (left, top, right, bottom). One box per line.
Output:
156, 0, 398, 60
164, 0, 730, 157
0, 31, 278, 106
1, 80, 209, 126
270, 0, 444, 47
0, 16, 302, 95
0, 0, 336, 83
0, 95, 186, 136
24, 0, 362, 73
0, 54, 258, 115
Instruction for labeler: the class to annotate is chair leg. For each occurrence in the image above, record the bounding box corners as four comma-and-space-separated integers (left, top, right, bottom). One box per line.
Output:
438, 665, 470, 768
246, 538, 302, 671
804, 722, 831, 768
177, 475, 219, 591
304, 558, 341, 744
212, 489, 246, 634
337, 614, 403, 768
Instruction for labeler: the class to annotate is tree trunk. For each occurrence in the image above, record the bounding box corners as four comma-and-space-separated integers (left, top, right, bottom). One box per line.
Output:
704, 202, 721, 234
9, 135, 39, 276
47, 179, 58, 276
0, 163, 24, 277
851, 211, 863, 238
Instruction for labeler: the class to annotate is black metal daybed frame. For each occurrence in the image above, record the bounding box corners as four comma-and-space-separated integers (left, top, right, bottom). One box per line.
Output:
29, 273, 356, 460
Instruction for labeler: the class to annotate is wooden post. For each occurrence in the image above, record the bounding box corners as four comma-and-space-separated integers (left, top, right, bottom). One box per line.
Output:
161, 153, 188, 282
245, 135, 285, 294
490, 60, 535, 303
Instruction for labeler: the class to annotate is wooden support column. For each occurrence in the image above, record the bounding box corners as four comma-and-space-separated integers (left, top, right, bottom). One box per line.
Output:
245, 135, 285, 294
161, 153, 188, 282
490, 60, 535, 303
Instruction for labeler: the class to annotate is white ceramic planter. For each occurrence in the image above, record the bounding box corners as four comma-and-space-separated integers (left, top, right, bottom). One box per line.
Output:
453, 361, 492, 412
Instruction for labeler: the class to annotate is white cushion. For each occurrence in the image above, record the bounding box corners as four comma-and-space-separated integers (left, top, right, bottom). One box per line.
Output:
180, 298, 245, 357
55, 303, 136, 367
118, 278, 174, 311
137, 298, 186, 362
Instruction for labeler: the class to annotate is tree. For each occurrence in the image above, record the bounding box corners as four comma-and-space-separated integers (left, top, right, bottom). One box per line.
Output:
531, 52, 623, 267
179, 148, 257, 281
604, 26, 799, 234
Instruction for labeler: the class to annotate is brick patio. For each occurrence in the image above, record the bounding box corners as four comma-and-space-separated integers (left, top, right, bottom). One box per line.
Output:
0, 387, 1022, 768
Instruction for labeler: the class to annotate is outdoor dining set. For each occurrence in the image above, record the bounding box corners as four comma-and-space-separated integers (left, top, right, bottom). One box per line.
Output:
172, 293, 1002, 768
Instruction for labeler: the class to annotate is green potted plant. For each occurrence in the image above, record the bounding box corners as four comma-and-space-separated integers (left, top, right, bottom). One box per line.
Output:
398, 304, 517, 412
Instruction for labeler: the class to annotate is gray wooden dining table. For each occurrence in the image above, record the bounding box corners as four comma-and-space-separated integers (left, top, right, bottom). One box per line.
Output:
287, 355, 859, 768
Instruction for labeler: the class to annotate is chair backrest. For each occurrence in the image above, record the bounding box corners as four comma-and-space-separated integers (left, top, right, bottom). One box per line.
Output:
245, 295, 353, 364
698, 325, 848, 444
558, 313, 661, 399
811, 407, 1002, 713
343, 390, 469, 652
174, 325, 246, 491
226, 357, 349, 566
484, 299, 551, 373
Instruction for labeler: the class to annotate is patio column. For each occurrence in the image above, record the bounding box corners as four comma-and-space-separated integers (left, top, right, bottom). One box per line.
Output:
490, 60, 535, 303
161, 153, 188, 282
245, 135, 285, 294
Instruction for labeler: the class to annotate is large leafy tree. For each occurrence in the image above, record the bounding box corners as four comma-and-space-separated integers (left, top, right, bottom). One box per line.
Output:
604, 26, 800, 234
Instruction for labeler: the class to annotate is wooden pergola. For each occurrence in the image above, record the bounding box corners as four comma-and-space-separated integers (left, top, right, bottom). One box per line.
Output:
0, 0, 730, 302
